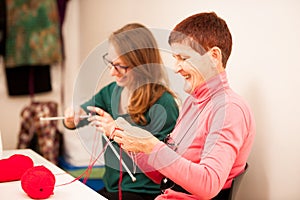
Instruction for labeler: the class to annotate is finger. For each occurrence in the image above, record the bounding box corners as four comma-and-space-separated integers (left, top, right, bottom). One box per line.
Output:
64, 108, 74, 118
87, 106, 96, 112
65, 113, 74, 122
65, 111, 72, 118
87, 106, 104, 116
95, 126, 104, 133
113, 130, 124, 138
113, 135, 122, 144
73, 108, 81, 124
87, 115, 102, 122
90, 120, 102, 127
90, 121, 106, 133
74, 114, 80, 125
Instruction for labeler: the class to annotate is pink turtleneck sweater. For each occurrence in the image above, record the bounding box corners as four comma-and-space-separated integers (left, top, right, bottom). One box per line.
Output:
144, 72, 255, 199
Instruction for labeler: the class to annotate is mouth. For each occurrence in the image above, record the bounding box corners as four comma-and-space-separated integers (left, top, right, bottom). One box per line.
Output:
182, 74, 191, 80
116, 75, 127, 82
116, 77, 123, 82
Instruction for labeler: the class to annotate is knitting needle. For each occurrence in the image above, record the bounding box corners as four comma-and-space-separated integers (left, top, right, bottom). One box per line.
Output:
102, 134, 137, 182
40, 115, 90, 121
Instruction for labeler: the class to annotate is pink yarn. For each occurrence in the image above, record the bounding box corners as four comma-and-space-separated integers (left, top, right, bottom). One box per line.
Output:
21, 166, 56, 199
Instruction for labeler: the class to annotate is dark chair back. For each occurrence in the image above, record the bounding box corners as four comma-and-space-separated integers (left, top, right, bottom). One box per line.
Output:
228, 163, 249, 200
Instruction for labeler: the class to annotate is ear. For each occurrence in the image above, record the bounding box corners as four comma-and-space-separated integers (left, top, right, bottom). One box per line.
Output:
209, 47, 222, 67
209, 46, 223, 69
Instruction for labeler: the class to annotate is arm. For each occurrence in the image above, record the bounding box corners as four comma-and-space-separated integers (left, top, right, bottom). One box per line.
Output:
113, 92, 179, 183
135, 152, 164, 184
148, 103, 252, 199
115, 102, 253, 199
64, 82, 116, 130
112, 117, 168, 184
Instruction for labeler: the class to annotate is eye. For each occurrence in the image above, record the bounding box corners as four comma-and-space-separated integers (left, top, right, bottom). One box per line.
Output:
172, 54, 189, 61
178, 56, 189, 62
173, 55, 188, 61
181, 57, 188, 61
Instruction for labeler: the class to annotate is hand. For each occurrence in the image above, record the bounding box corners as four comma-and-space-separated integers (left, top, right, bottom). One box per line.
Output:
87, 106, 116, 137
64, 106, 87, 128
113, 130, 160, 154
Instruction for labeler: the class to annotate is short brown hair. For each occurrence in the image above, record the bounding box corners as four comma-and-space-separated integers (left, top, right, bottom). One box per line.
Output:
169, 12, 232, 68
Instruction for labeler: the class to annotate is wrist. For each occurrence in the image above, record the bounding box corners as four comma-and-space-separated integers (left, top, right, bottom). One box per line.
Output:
109, 126, 122, 140
144, 137, 160, 154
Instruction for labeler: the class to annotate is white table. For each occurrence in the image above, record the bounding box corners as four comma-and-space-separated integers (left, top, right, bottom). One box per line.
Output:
0, 149, 107, 200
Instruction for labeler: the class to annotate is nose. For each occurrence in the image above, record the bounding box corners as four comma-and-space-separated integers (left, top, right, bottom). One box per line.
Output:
109, 66, 119, 76
173, 60, 183, 73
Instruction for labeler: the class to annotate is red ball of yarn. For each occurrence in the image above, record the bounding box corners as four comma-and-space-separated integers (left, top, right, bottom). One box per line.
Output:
21, 165, 56, 199
0, 154, 34, 182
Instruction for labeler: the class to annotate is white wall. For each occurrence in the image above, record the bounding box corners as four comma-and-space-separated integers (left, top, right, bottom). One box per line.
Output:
1, 0, 300, 199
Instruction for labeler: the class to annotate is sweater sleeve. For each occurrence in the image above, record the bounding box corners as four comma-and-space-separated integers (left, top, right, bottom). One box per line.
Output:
135, 152, 165, 184
75, 82, 116, 128
116, 92, 179, 183
148, 102, 253, 199
136, 92, 178, 182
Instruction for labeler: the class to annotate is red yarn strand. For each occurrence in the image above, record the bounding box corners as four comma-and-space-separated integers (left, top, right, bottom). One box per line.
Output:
53, 128, 128, 200
20, 126, 131, 199
83, 129, 102, 184
118, 145, 123, 200
55, 130, 108, 187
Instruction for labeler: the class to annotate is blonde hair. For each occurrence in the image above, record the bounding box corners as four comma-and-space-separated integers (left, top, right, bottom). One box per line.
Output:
109, 23, 177, 125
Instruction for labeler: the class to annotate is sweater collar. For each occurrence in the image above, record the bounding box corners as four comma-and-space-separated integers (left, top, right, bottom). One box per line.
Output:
190, 71, 229, 103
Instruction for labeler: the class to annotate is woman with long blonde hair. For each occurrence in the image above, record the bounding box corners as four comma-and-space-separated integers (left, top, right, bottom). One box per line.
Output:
64, 23, 179, 200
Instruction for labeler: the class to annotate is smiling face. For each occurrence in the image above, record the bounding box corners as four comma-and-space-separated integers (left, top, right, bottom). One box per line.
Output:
107, 44, 134, 88
171, 43, 218, 94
